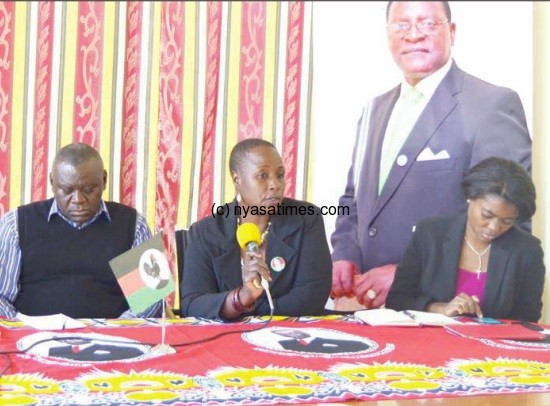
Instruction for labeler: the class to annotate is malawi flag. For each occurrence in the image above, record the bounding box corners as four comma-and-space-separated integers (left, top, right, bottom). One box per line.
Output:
109, 233, 175, 314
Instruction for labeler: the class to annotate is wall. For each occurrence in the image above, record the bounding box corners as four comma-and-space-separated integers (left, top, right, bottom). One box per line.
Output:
0, 1, 314, 231
1, 1, 547, 321
534, 2, 550, 323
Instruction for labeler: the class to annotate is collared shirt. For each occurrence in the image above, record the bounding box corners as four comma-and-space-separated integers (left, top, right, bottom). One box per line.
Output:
0, 200, 160, 319
353, 58, 453, 193
387, 57, 453, 141
378, 58, 454, 193
401, 57, 453, 107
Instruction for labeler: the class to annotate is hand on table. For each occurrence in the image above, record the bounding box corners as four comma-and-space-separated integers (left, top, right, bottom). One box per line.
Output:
427, 293, 483, 318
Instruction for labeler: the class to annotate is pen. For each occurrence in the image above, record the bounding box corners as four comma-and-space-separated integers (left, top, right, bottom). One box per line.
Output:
403, 310, 417, 320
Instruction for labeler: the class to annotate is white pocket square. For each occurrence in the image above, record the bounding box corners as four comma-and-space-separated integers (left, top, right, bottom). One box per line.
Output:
417, 147, 450, 161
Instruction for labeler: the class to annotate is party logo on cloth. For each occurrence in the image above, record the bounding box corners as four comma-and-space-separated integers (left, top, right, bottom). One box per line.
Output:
109, 233, 174, 313
243, 327, 392, 359
17, 331, 155, 365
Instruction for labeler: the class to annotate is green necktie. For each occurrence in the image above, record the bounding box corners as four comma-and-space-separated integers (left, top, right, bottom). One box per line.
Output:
378, 87, 423, 194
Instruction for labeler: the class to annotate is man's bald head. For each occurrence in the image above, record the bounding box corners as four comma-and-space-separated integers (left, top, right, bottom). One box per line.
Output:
50, 143, 107, 224
53, 143, 104, 170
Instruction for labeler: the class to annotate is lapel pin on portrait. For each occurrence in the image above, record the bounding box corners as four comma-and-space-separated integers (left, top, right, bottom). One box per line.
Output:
396, 155, 408, 167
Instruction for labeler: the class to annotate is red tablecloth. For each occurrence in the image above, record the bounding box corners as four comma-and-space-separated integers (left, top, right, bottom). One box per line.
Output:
1, 316, 549, 405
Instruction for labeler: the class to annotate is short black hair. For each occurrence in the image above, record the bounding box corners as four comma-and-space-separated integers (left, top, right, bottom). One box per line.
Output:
461, 157, 535, 221
386, 1, 452, 22
53, 142, 104, 169
229, 138, 278, 174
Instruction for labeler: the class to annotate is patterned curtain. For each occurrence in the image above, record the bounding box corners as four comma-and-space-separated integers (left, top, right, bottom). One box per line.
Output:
0, 1, 313, 307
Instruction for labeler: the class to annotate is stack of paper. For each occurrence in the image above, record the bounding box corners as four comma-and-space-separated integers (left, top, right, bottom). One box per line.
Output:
354, 308, 462, 327
16, 313, 87, 330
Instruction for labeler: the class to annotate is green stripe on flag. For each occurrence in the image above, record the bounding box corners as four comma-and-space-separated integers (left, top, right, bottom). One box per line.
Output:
110, 234, 165, 278
126, 279, 176, 314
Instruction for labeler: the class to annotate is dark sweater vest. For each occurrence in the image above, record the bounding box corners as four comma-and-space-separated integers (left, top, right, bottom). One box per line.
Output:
15, 199, 137, 318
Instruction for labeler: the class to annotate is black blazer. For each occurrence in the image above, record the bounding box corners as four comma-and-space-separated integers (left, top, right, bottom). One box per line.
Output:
278, 337, 370, 354
49, 344, 144, 362
386, 214, 545, 322
180, 198, 332, 318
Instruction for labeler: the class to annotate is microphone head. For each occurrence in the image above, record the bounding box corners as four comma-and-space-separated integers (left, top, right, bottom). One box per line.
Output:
236, 222, 262, 250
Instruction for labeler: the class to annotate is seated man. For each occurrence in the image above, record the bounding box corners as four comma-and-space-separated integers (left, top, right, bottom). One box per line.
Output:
0, 143, 161, 319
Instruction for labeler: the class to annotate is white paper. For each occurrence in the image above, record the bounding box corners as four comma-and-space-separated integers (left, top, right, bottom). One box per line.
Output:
405, 310, 462, 326
354, 308, 461, 327
355, 308, 419, 326
16, 312, 86, 330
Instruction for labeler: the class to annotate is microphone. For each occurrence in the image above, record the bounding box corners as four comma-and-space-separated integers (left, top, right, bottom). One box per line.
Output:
236, 222, 274, 312
236, 222, 262, 253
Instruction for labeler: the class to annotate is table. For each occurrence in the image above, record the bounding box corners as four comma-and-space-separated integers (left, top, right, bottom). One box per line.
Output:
1, 315, 549, 405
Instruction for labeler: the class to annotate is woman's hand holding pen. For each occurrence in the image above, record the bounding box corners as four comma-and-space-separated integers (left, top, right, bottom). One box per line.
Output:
427, 293, 483, 318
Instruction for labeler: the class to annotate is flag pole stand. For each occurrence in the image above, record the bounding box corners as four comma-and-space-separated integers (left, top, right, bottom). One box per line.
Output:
151, 299, 176, 355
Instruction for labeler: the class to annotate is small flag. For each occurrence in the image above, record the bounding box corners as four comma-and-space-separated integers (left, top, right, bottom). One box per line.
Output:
109, 233, 175, 314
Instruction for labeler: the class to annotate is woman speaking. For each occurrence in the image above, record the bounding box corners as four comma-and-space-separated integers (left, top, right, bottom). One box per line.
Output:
180, 139, 332, 319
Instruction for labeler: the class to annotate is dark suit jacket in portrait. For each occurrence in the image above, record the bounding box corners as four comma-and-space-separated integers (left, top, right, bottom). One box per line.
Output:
180, 198, 332, 318
48, 343, 145, 362
386, 214, 545, 322
278, 337, 370, 354
331, 61, 531, 273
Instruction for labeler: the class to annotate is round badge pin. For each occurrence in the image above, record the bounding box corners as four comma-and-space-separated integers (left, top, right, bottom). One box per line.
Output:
270, 256, 286, 272
396, 154, 408, 167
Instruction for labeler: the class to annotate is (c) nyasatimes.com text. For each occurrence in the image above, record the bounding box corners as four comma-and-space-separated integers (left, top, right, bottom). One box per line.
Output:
211, 203, 349, 218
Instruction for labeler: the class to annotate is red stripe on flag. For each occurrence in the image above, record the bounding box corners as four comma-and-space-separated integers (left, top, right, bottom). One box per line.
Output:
117, 267, 145, 297
281, 2, 304, 199
73, 1, 104, 149
31, 1, 55, 202
237, 2, 266, 141
197, 2, 222, 220
0, 2, 15, 217
120, 1, 143, 207
156, 3, 185, 305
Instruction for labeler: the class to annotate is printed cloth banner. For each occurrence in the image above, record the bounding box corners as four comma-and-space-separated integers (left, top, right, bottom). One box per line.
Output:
1, 316, 550, 405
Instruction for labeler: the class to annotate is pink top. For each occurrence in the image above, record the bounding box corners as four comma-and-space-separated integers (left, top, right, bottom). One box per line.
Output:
454, 268, 487, 306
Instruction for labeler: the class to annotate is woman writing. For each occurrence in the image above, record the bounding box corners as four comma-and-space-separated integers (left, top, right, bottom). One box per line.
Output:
180, 139, 332, 319
386, 157, 545, 322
